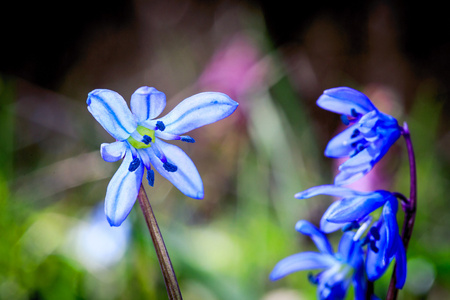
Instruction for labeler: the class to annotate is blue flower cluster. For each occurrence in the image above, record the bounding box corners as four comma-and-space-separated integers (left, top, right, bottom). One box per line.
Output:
87, 87, 238, 226
270, 87, 406, 299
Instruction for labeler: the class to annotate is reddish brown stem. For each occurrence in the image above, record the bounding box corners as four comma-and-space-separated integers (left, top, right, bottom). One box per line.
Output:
137, 185, 183, 300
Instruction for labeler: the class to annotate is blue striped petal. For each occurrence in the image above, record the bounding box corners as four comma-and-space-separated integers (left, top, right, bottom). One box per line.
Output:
295, 220, 334, 255
316, 87, 376, 116
325, 192, 386, 223
87, 89, 137, 141
105, 150, 144, 226
395, 238, 407, 289
383, 198, 400, 259
101, 141, 127, 162
130, 86, 166, 122
366, 221, 390, 281
157, 92, 238, 135
295, 184, 368, 200
270, 252, 336, 281
144, 139, 203, 199
325, 123, 362, 158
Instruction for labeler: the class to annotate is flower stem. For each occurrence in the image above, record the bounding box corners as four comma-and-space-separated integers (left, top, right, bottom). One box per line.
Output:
387, 122, 417, 300
137, 184, 183, 300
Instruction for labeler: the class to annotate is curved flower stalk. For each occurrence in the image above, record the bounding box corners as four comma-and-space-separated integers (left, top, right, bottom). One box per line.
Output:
87, 86, 238, 226
295, 185, 407, 288
270, 220, 366, 300
317, 87, 401, 185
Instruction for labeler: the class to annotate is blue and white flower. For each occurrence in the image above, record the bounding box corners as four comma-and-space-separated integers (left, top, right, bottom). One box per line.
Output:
87, 86, 238, 226
270, 220, 366, 300
295, 185, 407, 288
317, 87, 401, 185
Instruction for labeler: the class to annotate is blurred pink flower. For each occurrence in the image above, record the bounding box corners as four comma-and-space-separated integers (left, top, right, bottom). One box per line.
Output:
198, 34, 267, 101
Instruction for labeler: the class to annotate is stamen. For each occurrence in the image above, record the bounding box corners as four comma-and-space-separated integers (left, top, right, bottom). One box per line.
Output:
341, 115, 350, 126
128, 157, 140, 172
147, 169, 155, 187
351, 129, 360, 138
163, 162, 178, 172
156, 121, 165, 131
369, 241, 379, 253
350, 108, 359, 118
369, 227, 381, 240
308, 273, 319, 285
342, 221, 359, 232
181, 136, 195, 143
142, 135, 152, 145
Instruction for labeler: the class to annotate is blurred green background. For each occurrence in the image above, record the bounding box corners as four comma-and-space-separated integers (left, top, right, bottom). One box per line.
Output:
1, 1, 449, 299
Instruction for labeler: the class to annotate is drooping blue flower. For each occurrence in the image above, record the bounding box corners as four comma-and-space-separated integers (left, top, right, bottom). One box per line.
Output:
87, 86, 238, 226
317, 87, 401, 185
295, 185, 396, 233
270, 220, 366, 300
295, 185, 407, 288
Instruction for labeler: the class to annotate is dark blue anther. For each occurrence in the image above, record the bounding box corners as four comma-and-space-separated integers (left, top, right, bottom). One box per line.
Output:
147, 169, 155, 187
350, 108, 359, 118
128, 157, 140, 172
163, 162, 178, 172
369, 241, 379, 253
142, 135, 152, 145
181, 136, 195, 143
370, 227, 381, 240
356, 144, 365, 152
351, 129, 360, 138
341, 115, 350, 125
156, 121, 165, 131
308, 273, 319, 285
342, 221, 360, 232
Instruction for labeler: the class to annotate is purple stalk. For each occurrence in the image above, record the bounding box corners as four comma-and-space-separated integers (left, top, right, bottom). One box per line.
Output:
137, 185, 183, 300
387, 122, 417, 300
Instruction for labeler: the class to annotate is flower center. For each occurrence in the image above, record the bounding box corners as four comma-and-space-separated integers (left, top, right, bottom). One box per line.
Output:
127, 126, 155, 149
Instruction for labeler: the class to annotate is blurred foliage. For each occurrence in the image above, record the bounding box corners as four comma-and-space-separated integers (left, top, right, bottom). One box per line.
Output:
1, 1, 450, 300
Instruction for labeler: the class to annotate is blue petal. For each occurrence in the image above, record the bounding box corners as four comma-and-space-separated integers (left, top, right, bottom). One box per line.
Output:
325, 192, 386, 223
101, 141, 127, 162
366, 221, 390, 281
324, 123, 362, 158
87, 89, 137, 141
295, 184, 367, 200
337, 232, 355, 262
334, 169, 367, 186
144, 139, 203, 199
270, 252, 336, 281
156, 92, 238, 135
295, 220, 334, 255
395, 238, 407, 289
104, 150, 144, 226
334, 150, 375, 185
316, 87, 376, 116
353, 263, 367, 300
317, 266, 350, 300
130, 86, 166, 122
383, 198, 400, 259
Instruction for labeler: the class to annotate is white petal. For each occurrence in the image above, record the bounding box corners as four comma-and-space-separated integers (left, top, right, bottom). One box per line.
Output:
130, 86, 166, 122
157, 92, 238, 135
87, 89, 137, 140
